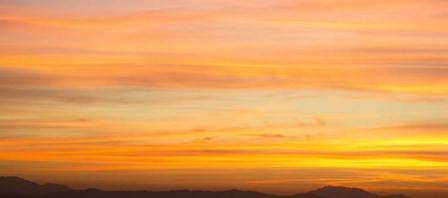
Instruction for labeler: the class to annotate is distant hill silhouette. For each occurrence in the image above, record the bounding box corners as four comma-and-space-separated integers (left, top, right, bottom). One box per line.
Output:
0, 176, 411, 198
308, 186, 377, 198
306, 186, 410, 198
0, 176, 71, 196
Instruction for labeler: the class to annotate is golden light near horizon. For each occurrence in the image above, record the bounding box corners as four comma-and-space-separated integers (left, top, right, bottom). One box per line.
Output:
1, 0, 448, 197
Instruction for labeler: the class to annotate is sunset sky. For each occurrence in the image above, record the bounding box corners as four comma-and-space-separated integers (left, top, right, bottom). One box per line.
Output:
1, 0, 448, 197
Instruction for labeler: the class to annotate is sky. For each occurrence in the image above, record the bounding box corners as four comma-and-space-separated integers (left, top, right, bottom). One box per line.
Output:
1, 0, 448, 197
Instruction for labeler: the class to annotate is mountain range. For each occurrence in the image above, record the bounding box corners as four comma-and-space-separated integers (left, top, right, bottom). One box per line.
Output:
0, 176, 410, 198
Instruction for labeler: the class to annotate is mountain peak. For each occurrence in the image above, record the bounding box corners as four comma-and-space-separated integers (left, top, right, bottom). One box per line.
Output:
0, 176, 40, 194
84, 188, 102, 192
0, 176, 34, 183
309, 185, 377, 198
0, 176, 71, 195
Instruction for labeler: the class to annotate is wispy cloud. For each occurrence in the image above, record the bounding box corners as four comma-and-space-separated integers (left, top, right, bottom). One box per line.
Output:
1, 0, 448, 194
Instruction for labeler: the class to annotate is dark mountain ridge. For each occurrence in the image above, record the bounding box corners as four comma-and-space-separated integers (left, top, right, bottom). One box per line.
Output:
0, 176, 71, 195
0, 176, 411, 198
309, 186, 378, 198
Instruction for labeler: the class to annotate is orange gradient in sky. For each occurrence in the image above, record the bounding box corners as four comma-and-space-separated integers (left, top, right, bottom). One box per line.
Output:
1, 1, 448, 198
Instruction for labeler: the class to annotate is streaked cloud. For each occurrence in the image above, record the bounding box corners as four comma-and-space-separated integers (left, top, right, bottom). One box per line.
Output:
1, 0, 447, 196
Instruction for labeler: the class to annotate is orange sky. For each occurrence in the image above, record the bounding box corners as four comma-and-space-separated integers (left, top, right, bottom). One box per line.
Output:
1, 1, 448, 197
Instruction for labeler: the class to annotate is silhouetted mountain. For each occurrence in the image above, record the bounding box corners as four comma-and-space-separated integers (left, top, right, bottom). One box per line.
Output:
40, 183, 72, 194
42, 189, 277, 198
308, 186, 377, 198
306, 186, 410, 198
380, 195, 410, 198
0, 176, 71, 195
0, 176, 411, 198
